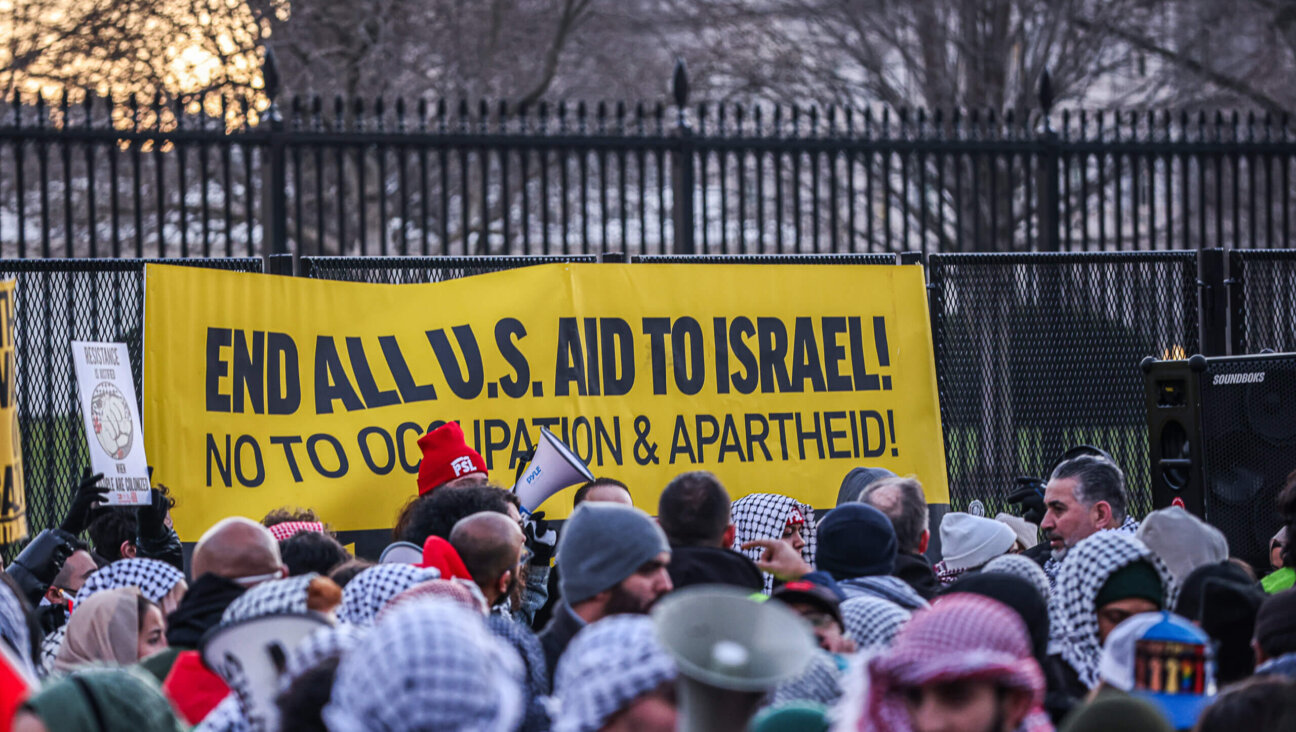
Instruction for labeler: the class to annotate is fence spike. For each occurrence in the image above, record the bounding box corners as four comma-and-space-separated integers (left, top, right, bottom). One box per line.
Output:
1038, 67, 1054, 113
479, 98, 489, 133
672, 58, 689, 110
83, 91, 94, 127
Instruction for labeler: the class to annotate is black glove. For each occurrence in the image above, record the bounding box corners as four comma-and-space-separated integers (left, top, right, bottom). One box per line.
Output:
58, 470, 107, 535
136, 488, 169, 541
1007, 476, 1047, 526
5, 528, 77, 606
523, 511, 558, 568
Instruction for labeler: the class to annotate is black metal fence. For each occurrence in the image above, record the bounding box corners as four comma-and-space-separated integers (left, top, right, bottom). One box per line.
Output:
8, 250, 1296, 555
1, 258, 262, 556
928, 252, 1201, 516
8, 70, 1296, 260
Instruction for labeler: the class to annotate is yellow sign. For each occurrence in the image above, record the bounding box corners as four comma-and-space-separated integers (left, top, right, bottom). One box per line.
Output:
0, 280, 26, 545
144, 263, 947, 540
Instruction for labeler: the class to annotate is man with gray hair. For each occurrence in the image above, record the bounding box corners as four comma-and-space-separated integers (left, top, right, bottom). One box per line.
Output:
1038, 454, 1138, 587
859, 475, 939, 600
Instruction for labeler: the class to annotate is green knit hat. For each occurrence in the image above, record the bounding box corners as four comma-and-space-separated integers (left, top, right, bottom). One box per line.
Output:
1096, 560, 1165, 609
21, 667, 187, 732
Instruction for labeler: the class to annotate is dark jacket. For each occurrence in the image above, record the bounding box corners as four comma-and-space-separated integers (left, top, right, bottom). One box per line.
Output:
667, 545, 763, 592
538, 602, 586, 687
892, 551, 940, 601
1024, 541, 1052, 568
139, 573, 246, 681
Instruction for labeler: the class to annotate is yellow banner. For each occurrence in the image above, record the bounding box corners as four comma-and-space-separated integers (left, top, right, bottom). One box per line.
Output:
0, 280, 26, 545
144, 263, 947, 540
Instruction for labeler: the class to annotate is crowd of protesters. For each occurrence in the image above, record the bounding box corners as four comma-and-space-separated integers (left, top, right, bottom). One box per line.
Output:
0, 421, 1294, 731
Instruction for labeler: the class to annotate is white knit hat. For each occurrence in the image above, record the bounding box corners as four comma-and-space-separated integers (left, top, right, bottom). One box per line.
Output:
940, 513, 1018, 571
995, 512, 1039, 550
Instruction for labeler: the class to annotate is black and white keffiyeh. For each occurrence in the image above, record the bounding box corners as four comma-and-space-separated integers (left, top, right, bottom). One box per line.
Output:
280, 624, 366, 690
838, 576, 927, 611
486, 614, 552, 731
0, 580, 34, 678
841, 596, 910, 649
552, 615, 677, 732
982, 554, 1052, 602
323, 598, 526, 732
193, 694, 243, 732
41, 557, 187, 677
1042, 516, 1139, 589
768, 649, 844, 707
1051, 530, 1174, 688
336, 564, 440, 627
76, 558, 185, 606
220, 574, 319, 625
731, 493, 817, 594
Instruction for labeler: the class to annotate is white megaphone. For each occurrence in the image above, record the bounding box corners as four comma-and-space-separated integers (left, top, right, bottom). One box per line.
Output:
653, 585, 817, 732
511, 427, 595, 513
201, 614, 331, 732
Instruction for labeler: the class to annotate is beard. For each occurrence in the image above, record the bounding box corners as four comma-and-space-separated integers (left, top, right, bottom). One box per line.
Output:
603, 584, 657, 616
1043, 529, 1068, 561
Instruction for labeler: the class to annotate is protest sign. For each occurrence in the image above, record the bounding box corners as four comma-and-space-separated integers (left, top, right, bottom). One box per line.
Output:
0, 280, 24, 545
144, 263, 947, 540
72, 342, 151, 506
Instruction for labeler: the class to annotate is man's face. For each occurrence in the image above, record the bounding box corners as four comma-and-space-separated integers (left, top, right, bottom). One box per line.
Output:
602, 682, 677, 732
903, 679, 1027, 732
1096, 598, 1159, 643
585, 484, 634, 507
1040, 477, 1101, 560
604, 552, 673, 616
505, 528, 528, 610
55, 550, 97, 596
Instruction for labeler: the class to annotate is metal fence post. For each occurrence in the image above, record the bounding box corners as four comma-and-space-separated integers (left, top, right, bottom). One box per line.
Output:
1037, 71, 1062, 252
1198, 248, 1228, 355
670, 60, 696, 255
1227, 250, 1246, 355
260, 48, 290, 260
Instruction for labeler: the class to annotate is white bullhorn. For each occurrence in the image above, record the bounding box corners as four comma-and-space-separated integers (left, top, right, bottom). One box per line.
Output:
201, 614, 331, 732
512, 427, 594, 513
653, 585, 817, 732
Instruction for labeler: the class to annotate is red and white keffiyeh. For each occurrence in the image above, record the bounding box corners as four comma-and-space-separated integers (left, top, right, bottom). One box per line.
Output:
268, 521, 326, 542
859, 593, 1053, 732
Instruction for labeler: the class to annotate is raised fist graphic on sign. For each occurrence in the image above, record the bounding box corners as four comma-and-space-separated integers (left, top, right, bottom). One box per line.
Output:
90, 382, 133, 460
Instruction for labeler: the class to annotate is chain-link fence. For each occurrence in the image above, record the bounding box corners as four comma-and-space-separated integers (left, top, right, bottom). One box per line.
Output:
1231, 250, 1296, 354
929, 252, 1200, 519
2, 258, 262, 560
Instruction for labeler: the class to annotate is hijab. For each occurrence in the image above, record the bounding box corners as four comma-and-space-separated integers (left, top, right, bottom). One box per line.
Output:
53, 587, 145, 673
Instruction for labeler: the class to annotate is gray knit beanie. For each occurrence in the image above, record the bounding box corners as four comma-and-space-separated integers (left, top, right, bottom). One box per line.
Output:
557, 503, 671, 605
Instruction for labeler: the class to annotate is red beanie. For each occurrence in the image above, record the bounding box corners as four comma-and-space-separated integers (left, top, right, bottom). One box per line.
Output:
161, 650, 230, 724
419, 536, 474, 581
416, 422, 487, 495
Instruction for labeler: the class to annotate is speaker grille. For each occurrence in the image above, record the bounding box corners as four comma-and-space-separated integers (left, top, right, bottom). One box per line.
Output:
1200, 355, 1296, 568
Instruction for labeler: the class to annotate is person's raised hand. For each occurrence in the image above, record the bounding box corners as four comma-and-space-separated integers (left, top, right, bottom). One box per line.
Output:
1007, 476, 1047, 527
741, 538, 813, 581
59, 469, 107, 535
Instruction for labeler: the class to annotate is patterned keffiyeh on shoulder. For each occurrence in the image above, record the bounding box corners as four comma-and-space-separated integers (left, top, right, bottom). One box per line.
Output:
336, 564, 440, 627
1051, 530, 1174, 688
220, 574, 319, 625
76, 558, 185, 606
731, 493, 817, 594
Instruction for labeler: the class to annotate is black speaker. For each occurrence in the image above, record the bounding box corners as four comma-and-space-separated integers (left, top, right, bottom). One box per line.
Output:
1142, 352, 1295, 569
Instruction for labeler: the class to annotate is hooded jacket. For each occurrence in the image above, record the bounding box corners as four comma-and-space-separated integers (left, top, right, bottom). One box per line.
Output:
891, 551, 940, 601
1050, 531, 1174, 689
666, 545, 763, 592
